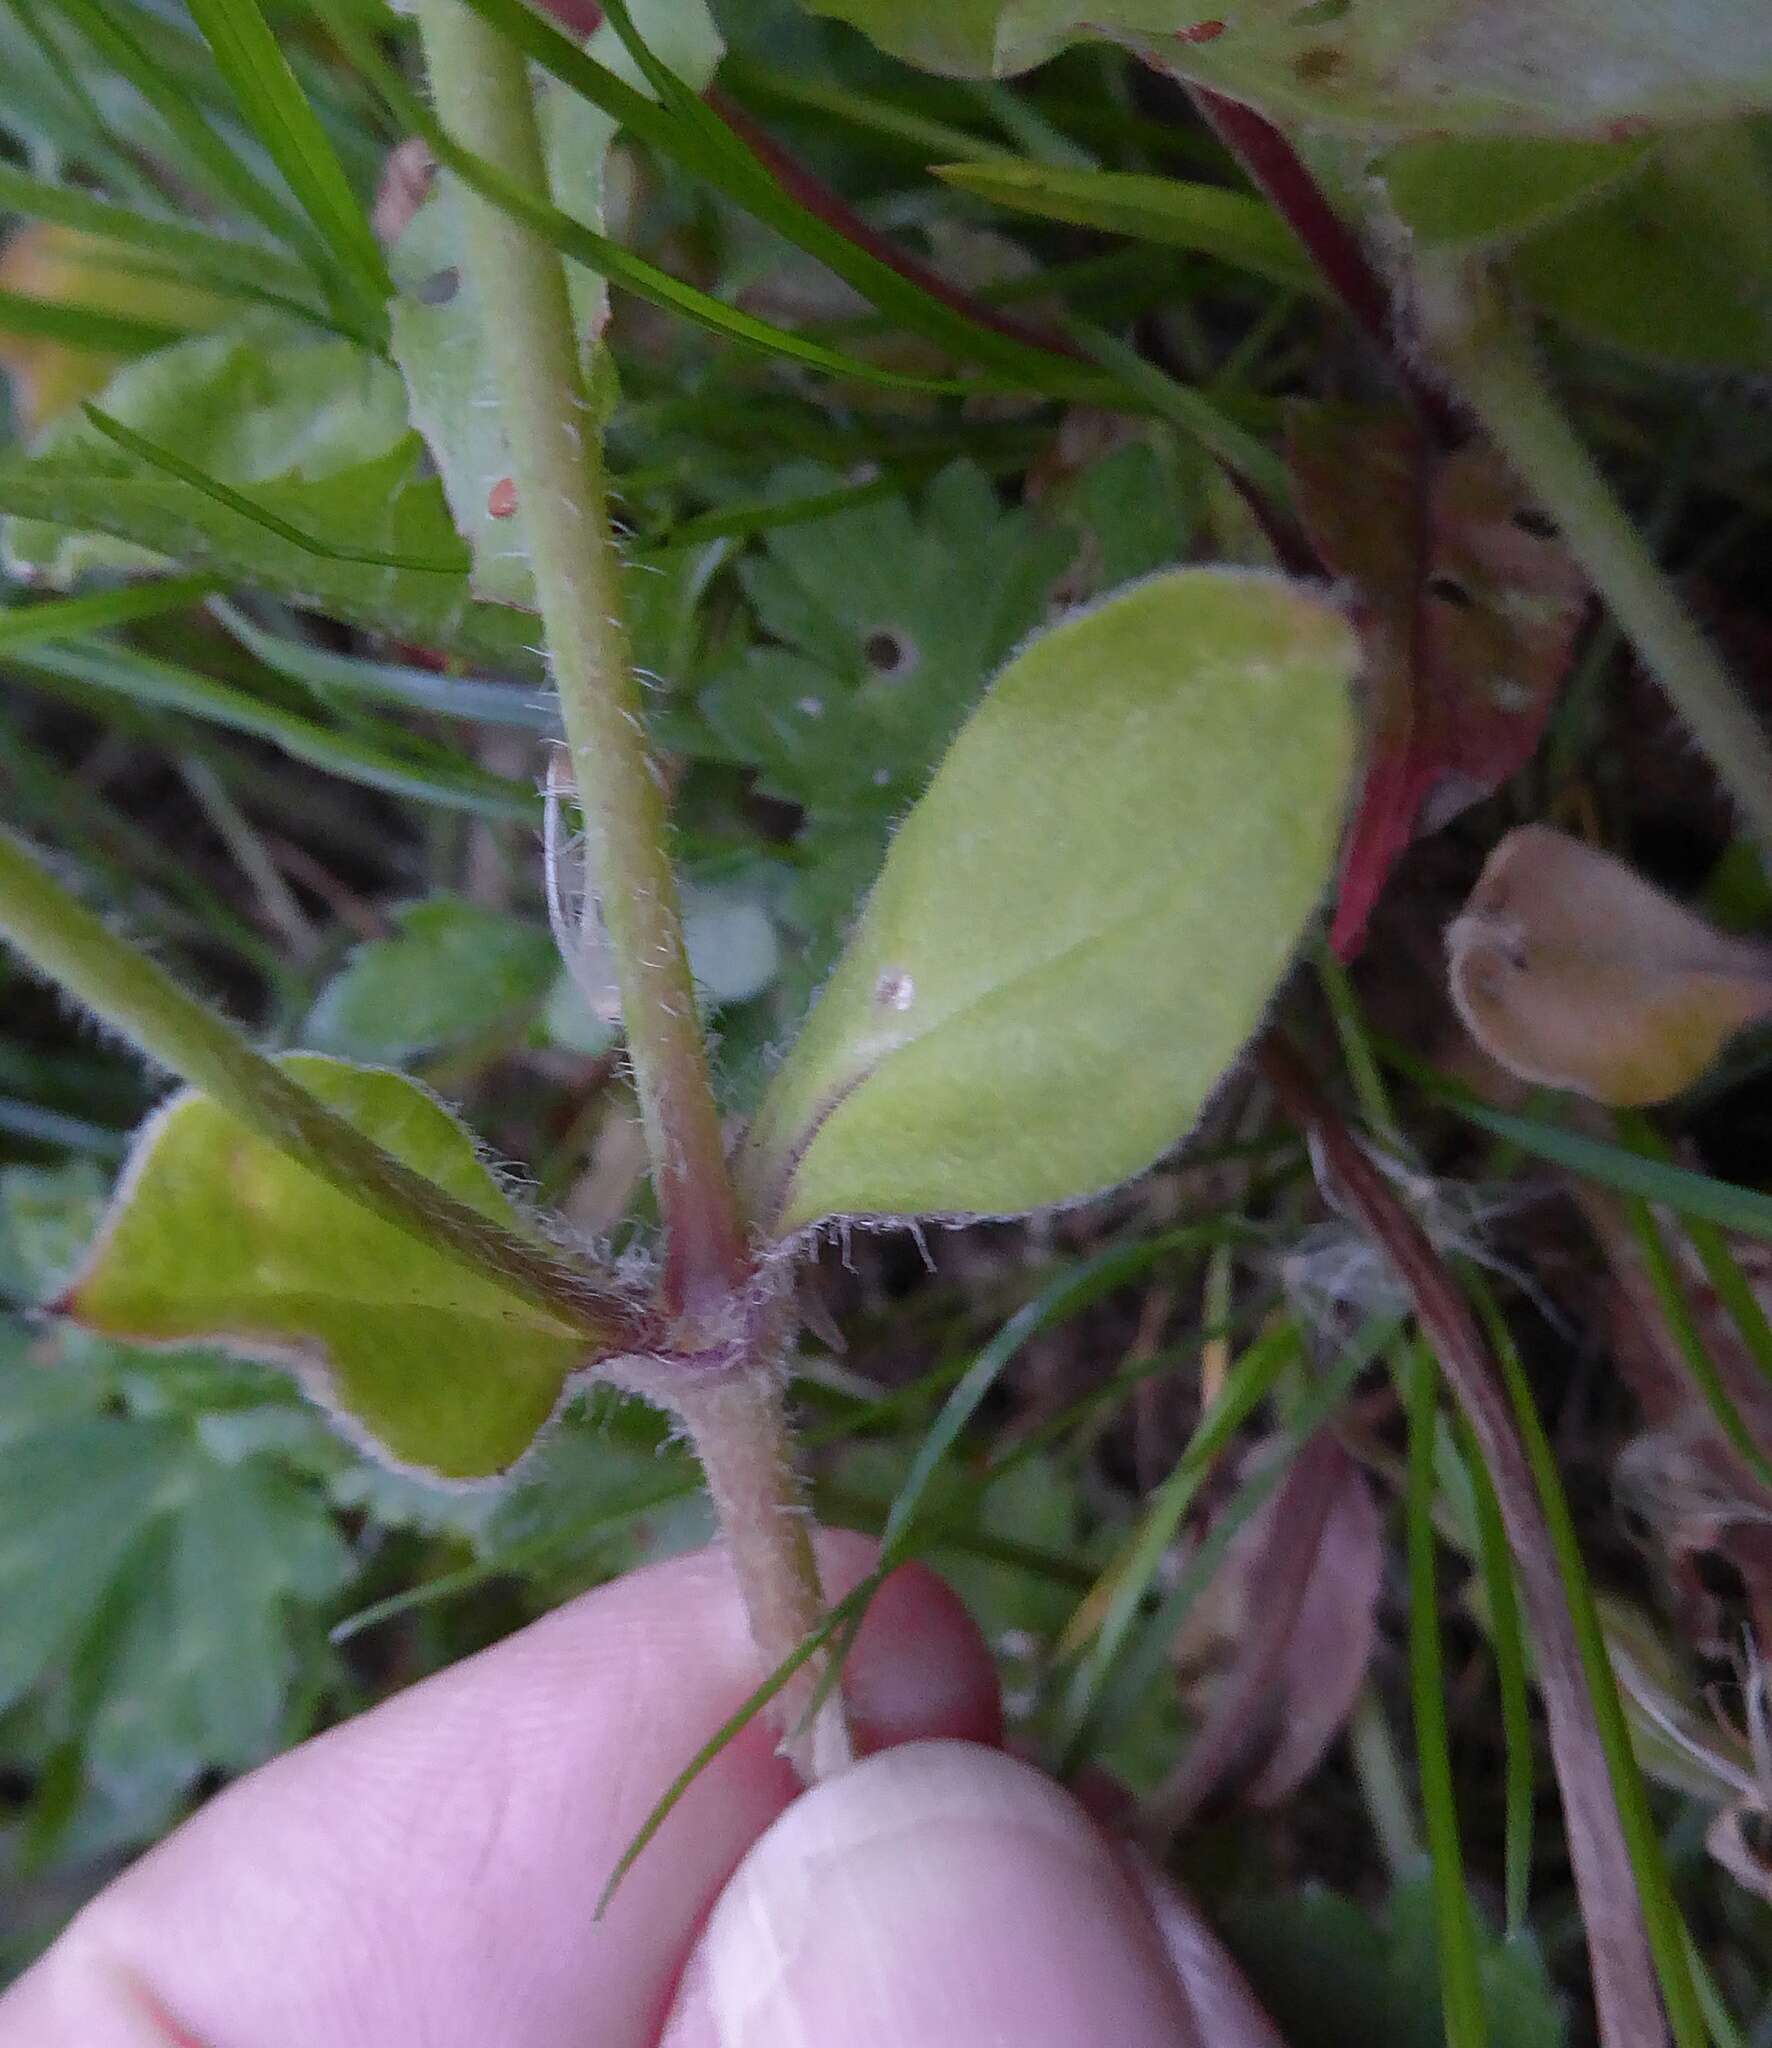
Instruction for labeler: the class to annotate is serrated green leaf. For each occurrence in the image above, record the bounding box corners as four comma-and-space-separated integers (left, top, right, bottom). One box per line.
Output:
809, 0, 1772, 134
693, 461, 1073, 994
0, 1159, 106, 1302
0, 329, 531, 663
932, 162, 1320, 294
743, 567, 1358, 1231
62, 1055, 595, 1479
73, 1451, 350, 1779
1377, 134, 1654, 249
0, 1321, 352, 1828
1224, 1877, 1567, 2048
307, 898, 560, 1062
0, 1415, 182, 1717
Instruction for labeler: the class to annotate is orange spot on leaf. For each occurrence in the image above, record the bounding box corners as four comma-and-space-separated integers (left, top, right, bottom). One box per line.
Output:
487, 476, 518, 519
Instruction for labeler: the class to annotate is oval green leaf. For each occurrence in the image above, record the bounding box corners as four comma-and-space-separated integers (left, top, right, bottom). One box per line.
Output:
743, 568, 1359, 1234
61, 1056, 596, 1479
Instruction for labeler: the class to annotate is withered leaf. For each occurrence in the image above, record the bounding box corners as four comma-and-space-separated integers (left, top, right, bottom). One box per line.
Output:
1288, 408, 1586, 957
1448, 825, 1772, 1105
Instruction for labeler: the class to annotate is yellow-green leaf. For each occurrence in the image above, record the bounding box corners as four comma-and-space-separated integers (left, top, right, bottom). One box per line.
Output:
62, 1056, 594, 1479
743, 568, 1359, 1233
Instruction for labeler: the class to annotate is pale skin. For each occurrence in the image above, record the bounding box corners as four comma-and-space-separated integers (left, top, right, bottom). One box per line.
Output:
0, 1532, 1279, 2048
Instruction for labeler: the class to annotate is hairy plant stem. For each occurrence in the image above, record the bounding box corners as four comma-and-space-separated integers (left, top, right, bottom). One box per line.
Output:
674, 1368, 852, 1780
0, 827, 628, 1338
412, 0, 845, 1775
413, 0, 739, 1326
1418, 259, 1772, 851
1189, 87, 1458, 445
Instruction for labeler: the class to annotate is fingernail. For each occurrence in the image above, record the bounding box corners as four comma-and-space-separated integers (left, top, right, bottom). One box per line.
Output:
662, 1741, 1199, 2048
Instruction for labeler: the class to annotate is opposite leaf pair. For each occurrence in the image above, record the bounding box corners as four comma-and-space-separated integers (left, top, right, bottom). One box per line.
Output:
65, 567, 1360, 1479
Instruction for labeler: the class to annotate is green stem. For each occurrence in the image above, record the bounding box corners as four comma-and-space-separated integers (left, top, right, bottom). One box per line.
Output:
673, 1370, 853, 1780
1347, 1685, 1420, 1878
412, 0, 842, 1770
0, 827, 628, 1340
413, 0, 745, 1331
1420, 260, 1772, 849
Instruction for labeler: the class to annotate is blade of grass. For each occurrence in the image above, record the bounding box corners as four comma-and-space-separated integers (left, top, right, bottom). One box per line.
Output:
449, 0, 1106, 398
1617, 1109, 1772, 1403
1261, 1033, 1679, 2048
1061, 1316, 1389, 1774
932, 161, 1322, 297
0, 1095, 127, 1159
1405, 1340, 1490, 2048
1068, 318, 1291, 504
0, 287, 194, 356
636, 473, 912, 554
0, 711, 291, 978
0, 0, 169, 207
14, 639, 540, 822
314, 0, 984, 399
208, 600, 559, 733
1395, 1050, 1772, 1243
40, 0, 348, 300
0, 142, 322, 313
719, 57, 1017, 167
1621, 1193, 1772, 1492
788, 1232, 1263, 1743
1471, 1275, 1706, 2048
1459, 1414, 1536, 1941
1049, 1318, 1299, 1761
182, 0, 387, 325
593, 1567, 886, 1918
878, 1238, 1209, 1560
0, 573, 220, 654
81, 405, 469, 575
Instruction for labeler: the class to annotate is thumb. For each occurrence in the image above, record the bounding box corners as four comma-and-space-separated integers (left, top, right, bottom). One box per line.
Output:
660, 1742, 1206, 2048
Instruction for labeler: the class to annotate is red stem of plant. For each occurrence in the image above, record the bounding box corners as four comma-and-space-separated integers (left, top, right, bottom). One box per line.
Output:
1189, 88, 1461, 447
708, 87, 1085, 362
1257, 1034, 1664, 2048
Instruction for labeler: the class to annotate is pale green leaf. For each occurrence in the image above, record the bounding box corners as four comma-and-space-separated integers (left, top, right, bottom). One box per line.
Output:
743, 568, 1358, 1232
74, 1452, 351, 1779
0, 1159, 106, 1302
0, 1416, 181, 1716
0, 329, 531, 663
62, 1056, 594, 1479
306, 898, 559, 1062
808, 0, 1772, 133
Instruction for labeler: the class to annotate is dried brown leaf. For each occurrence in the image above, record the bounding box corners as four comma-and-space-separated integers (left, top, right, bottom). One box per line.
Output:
1449, 825, 1772, 1105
